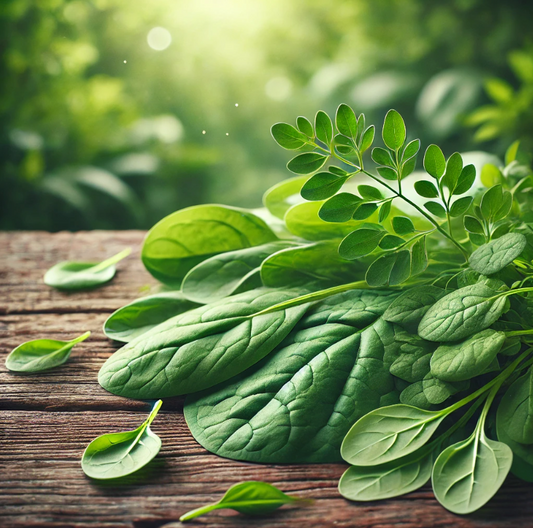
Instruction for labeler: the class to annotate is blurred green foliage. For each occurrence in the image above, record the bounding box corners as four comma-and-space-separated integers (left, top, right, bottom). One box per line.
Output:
1, 0, 532, 230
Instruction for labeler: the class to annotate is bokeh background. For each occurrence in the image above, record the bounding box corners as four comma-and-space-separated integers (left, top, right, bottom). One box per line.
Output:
2, 0, 533, 231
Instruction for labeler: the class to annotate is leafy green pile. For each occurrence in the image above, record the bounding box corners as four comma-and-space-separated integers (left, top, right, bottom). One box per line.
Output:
31, 104, 533, 514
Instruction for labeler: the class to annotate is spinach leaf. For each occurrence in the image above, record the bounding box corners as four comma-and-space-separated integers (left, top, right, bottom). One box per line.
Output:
365, 250, 411, 286
339, 444, 436, 501
430, 329, 506, 382
418, 284, 509, 342
141, 205, 277, 286
341, 405, 446, 466
81, 400, 162, 480
5, 331, 90, 372
469, 232, 527, 275
184, 290, 399, 463
432, 412, 512, 514
44, 248, 131, 290
422, 374, 468, 405
400, 382, 434, 410
182, 241, 294, 304
383, 286, 446, 333
497, 368, 533, 444
263, 176, 307, 219
388, 334, 434, 383
180, 481, 308, 522
103, 292, 200, 343
261, 240, 367, 289
99, 288, 309, 399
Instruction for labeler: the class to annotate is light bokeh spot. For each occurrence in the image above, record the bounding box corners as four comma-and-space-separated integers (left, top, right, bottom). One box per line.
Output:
147, 27, 172, 51
265, 76, 292, 101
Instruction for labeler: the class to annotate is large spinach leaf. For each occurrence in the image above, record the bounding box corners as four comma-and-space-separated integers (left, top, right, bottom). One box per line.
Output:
99, 289, 308, 399
141, 205, 278, 286
184, 290, 400, 463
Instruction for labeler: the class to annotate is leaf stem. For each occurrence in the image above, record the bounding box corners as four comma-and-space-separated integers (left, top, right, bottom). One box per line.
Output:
88, 248, 132, 274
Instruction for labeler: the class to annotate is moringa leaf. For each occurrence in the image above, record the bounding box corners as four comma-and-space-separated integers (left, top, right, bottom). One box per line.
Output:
424, 201, 447, 218
271, 123, 308, 150
372, 147, 395, 168
315, 110, 334, 145
181, 241, 295, 304
5, 331, 90, 372
44, 248, 131, 290
301, 172, 346, 201
98, 289, 309, 399
442, 152, 463, 192
335, 104, 358, 139
339, 228, 385, 259
423, 144, 446, 179
142, 205, 277, 286
81, 400, 162, 479
104, 292, 200, 343
353, 203, 378, 220
392, 216, 415, 235
358, 184, 383, 201
449, 196, 473, 217
360, 126, 375, 153
179, 481, 308, 521
418, 283, 509, 342
382, 110, 406, 150
430, 329, 506, 382
469, 232, 527, 275
296, 116, 314, 137
402, 139, 421, 161
319, 193, 362, 223
453, 164, 476, 195
366, 250, 411, 287
287, 152, 328, 175
414, 180, 439, 199
410, 236, 428, 276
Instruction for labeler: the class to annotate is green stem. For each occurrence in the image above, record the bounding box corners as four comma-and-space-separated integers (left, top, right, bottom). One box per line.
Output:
180, 503, 222, 522
70, 331, 91, 345
87, 248, 132, 273
506, 329, 533, 338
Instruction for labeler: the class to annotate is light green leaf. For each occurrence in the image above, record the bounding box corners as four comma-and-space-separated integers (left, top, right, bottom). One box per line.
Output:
378, 201, 392, 222
315, 110, 333, 146
442, 152, 463, 192
377, 167, 398, 181
287, 152, 328, 175
353, 203, 378, 221
449, 196, 473, 217
263, 176, 307, 219
358, 185, 383, 201
335, 104, 358, 139
423, 145, 446, 179
271, 123, 308, 150
402, 139, 421, 161
453, 165, 476, 195
372, 147, 395, 168
296, 116, 314, 137
382, 109, 406, 150
469, 232, 527, 275
360, 126, 375, 153
424, 201, 446, 218
481, 164, 502, 188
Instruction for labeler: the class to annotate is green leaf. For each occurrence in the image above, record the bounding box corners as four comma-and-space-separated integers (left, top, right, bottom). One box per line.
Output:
423, 145, 446, 179
315, 110, 333, 145
453, 165, 476, 195
335, 104, 358, 139
81, 400, 163, 479
430, 329, 506, 382
377, 167, 398, 181
442, 152, 463, 192
261, 241, 367, 289
366, 250, 411, 286
296, 116, 314, 138
392, 216, 415, 235
379, 234, 404, 250
179, 481, 307, 521
464, 215, 484, 235
356, 113, 366, 142
378, 201, 392, 222
449, 196, 473, 217
329, 166, 349, 177
414, 180, 439, 199
98, 289, 309, 398
44, 248, 131, 290
432, 421, 512, 514
319, 193, 362, 223
401, 156, 417, 179
358, 185, 383, 201
469, 232, 527, 275
481, 163, 502, 187
339, 228, 385, 259
5, 331, 90, 372
103, 292, 200, 343
339, 445, 434, 501
505, 140, 521, 166
301, 172, 346, 201
389, 336, 434, 383
424, 201, 446, 218
411, 236, 428, 276
469, 233, 487, 246
372, 147, 395, 167
480, 184, 506, 221
182, 242, 294, 304
271, 123, 307, 150
334, 134, 355, 155
497, 368, 533, 445
341, 405, 446, 466
382, 109, 406, 150
263, 176, 307, 219
360, 126, 375, 153
402, 139, 421, 161
142, 205, 277, 286
184, 291, 399, 463
494, 190, 513, 222
353, 203, 378, 221
287, 152, 328, 175
418, 283, 509, 342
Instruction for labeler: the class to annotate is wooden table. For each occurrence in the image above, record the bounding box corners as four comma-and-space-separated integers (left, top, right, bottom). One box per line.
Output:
1, 231, 533, 528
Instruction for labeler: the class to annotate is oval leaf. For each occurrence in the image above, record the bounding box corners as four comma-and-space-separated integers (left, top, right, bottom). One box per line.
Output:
382, 109, 406, 150
423, 145, 446, 179
339, 228, 385, 259
469, 232, 527, 275
287, 152, 328, 175
271, 123, 307, 150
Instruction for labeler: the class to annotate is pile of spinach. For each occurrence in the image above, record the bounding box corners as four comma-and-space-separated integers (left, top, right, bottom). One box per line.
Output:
94, 105, 533, 514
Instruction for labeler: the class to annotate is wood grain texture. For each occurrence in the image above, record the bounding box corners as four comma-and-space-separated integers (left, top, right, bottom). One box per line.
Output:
1, 231, 533, 528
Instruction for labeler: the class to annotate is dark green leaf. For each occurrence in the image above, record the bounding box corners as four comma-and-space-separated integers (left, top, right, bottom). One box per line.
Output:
379, 234, 404, 250
366, 250, 411, 286
315, 110, 333, 145
378, 200, 392, 222
449, 196, 473, 217
414, 181, 439, 199
480, 184, 503, 221
339, 228, 385, 259
423, 145, 446, 179
469, 232, 487, 246
287, 152, 328, 175
81, 400, 162, 479
464, 215, 484, 234
469, 233, 527, 275
44, 248, 131, 290
296, 116, 314, 137
494, 190, 513, 221
372, 147, 395, 167
358, 185, 383, 201
5, 331, 90, 372
335, 104, 358, 139
334, 134, 355, 155
442, 152, 463, 192
356, 113, 366, 142
401, 156, 417, 179
411, 236, 428, 276
392, 216, 415, 235
353, 203, 378, 220
319, 193, 362, 223
301, 172, 346, 201
180, 482, 307, 522
271, 123, 308, 150
424, 201, 446, 218
377, 167, 398, 180
382, 109, 406, 150
329, 166, 349, 177
103, 292, 200, 343
453, 165, 476, 195
360, 126, 375, 153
